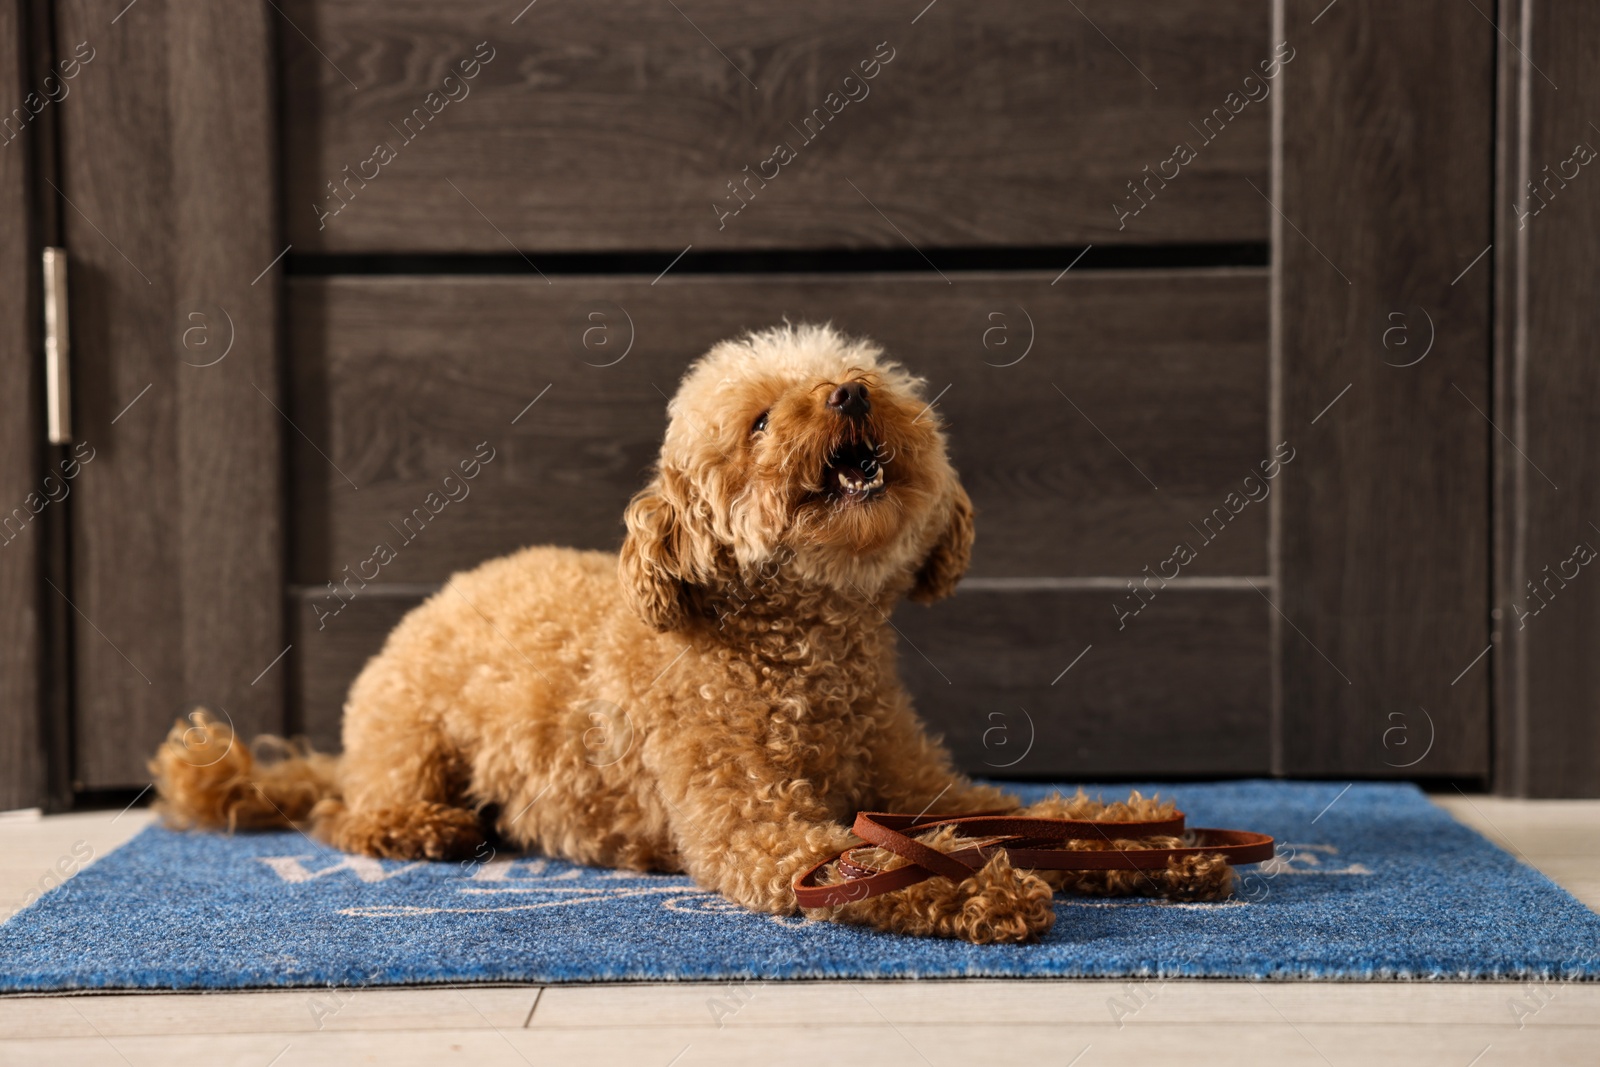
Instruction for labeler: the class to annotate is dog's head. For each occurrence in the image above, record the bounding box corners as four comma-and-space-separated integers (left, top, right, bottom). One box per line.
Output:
620, 323, 972, 631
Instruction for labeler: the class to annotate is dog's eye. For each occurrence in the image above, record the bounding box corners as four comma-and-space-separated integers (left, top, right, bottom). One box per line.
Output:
751, 410, 769, 434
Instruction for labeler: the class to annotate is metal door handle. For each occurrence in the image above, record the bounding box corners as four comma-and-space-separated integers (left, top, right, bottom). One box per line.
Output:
42, 247, 71, 444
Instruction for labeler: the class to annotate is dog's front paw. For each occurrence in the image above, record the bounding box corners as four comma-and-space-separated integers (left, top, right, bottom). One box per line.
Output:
948, 853, 1056, 943
835, 852, 1056, 943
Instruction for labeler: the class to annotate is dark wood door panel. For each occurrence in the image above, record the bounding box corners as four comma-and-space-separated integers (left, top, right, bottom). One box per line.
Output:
290, 588, 415, 752
1277, 1, 1492, 780
55, 0, 285, 789
280, 0, 1272, 252
290, 586, 1269, 776
897, 588, 1271, 778
1496, 0, 1600, 795
0, 0, 45, 809
286, 270, 1268, 587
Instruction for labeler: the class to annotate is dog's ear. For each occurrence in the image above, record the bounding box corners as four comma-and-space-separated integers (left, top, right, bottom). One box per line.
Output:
908, 483, 974, 604
619, 474, 701, 631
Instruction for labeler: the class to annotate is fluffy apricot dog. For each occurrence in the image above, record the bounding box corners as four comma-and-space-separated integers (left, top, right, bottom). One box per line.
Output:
153, 323, 1228, 943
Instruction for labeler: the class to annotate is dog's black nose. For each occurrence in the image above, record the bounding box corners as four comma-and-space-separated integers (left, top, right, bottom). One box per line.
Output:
827, 381, 871, 419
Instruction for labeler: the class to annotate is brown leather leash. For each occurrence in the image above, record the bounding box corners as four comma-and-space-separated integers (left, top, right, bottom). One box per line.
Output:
794, 809, 1275, 908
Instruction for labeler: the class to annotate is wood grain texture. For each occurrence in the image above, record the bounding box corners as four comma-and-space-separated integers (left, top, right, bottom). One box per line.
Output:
3, 1022, 1596, 1067
1494, 0, 1600, 796
289, 586, 415, 752
0, 976, 538, 1035
286, 271, 1269, 588
1276, 1, 1493, 778
290, 585, 1269, 776
1492, 0, 1526, 798
531, 969, 1600, 1028
896, 587, 1272, 777
56, 0, 285, 788
279, 0, 1272, 252
0, 0, 44, 810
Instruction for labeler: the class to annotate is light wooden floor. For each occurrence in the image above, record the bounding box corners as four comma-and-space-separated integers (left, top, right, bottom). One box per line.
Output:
1, 795, 1597, 1066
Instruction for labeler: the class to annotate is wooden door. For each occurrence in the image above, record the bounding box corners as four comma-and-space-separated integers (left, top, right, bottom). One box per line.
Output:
41, 0, 285, 795
12, 0, 1535, 804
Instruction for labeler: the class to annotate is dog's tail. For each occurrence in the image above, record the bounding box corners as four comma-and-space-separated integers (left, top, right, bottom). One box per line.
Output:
149, 709, 340, 832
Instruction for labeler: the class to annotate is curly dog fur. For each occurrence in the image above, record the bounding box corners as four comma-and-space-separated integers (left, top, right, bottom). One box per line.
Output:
153, 323, 1229, 943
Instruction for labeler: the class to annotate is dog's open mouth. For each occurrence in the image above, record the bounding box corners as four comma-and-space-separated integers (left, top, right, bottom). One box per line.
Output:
824, 439, 886, 503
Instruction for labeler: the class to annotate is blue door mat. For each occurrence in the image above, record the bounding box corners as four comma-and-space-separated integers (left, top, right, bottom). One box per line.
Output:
2, 781, 1597, 991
